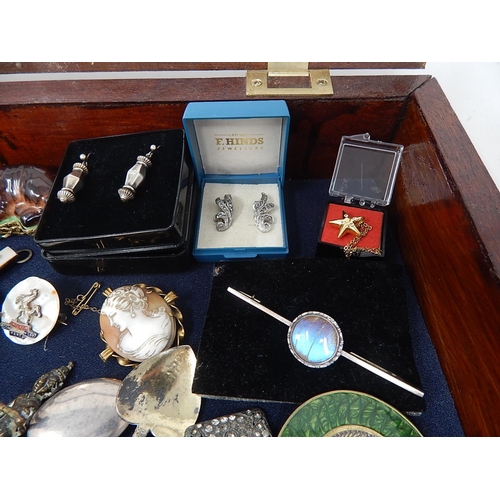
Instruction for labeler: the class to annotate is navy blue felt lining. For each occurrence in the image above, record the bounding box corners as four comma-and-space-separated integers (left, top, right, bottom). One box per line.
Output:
0, 179, 464, 436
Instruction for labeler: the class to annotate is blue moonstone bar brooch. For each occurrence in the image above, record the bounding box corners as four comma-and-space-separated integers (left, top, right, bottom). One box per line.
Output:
227, 287, 424, 398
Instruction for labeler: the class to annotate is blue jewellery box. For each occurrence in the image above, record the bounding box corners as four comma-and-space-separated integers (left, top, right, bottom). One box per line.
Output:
183, 100, 290, 261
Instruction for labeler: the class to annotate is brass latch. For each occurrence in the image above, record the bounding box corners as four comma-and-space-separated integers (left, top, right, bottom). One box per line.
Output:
246, 63, 333, 96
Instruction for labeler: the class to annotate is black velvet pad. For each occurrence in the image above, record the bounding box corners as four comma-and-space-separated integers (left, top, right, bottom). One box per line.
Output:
193, 257, 425, 413
39, 178, 199, 275
35, 129, 190, 252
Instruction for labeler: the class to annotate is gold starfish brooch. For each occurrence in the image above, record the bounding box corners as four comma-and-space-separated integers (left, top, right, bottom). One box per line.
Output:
329, 212, 364, 238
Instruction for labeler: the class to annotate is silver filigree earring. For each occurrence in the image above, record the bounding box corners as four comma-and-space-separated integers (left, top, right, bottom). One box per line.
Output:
253, 192, 274, 232
214, 194, 234, 231
57, 153, 90, 203
118, 145, 158, 202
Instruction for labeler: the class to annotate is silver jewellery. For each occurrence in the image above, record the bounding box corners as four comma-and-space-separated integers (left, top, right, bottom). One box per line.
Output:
227, 287, 424, 398
57, 153, 90, 203
211, 192, 276, 233
253, 192, 274, 232
116, 346, 201, 437
214, 194, 234, 231
185, 408, 272, 437
118, 145, 158, 202
1, 276, 61, 345
27, 378, 129, 437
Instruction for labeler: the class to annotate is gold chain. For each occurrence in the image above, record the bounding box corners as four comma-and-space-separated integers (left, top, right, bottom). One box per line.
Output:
343, 221, 382, 258
64, 282, 102, 315
0, 218, 37, 237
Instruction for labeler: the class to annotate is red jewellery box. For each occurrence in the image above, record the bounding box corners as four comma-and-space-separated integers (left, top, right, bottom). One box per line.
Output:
317, 133, 403, 259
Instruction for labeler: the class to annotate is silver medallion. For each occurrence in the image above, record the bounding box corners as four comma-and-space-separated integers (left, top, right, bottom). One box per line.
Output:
28, 378, 128, 437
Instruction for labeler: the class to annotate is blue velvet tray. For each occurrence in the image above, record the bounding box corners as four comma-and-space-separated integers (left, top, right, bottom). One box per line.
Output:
0, 179, 464, 436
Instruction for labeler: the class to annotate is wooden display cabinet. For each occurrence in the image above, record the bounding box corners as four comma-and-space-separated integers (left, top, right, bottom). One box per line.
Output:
1, 62, 499, 436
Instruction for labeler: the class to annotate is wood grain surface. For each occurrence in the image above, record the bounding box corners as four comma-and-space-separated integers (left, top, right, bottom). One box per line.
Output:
0, 62, 426, 74
392, 77, 500, 436
0, 75, 429, 170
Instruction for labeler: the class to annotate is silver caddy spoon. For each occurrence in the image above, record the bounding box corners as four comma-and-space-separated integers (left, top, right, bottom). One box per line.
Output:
116, 345, 201, 437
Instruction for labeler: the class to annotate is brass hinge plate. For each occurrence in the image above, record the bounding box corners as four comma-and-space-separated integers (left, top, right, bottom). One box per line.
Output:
246, 63, 333, 96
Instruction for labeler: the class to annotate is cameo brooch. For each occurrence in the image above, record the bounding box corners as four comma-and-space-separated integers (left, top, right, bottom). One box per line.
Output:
99, 284, 184, 366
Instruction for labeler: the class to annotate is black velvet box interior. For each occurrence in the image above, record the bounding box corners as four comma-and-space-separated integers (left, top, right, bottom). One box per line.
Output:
34, 129, 197, 273
193, 257, 425, 414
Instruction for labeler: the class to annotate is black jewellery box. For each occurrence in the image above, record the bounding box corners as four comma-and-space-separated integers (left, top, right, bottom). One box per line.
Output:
34, 129, 197, 274
316, 133, 403, 259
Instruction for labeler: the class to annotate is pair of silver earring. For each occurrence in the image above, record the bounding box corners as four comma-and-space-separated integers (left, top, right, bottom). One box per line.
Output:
57, 145, 158, 203
213, 192, 275, 233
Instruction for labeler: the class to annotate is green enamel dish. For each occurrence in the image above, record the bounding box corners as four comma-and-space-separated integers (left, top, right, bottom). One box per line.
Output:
279, 390, 422, 437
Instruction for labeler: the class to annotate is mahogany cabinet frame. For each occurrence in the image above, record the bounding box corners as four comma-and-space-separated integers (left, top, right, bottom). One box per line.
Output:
0, 69, 498, 436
